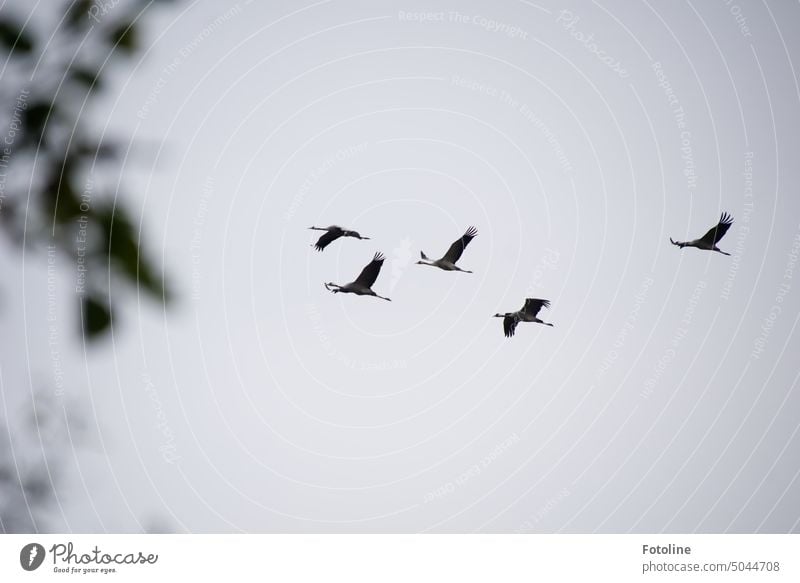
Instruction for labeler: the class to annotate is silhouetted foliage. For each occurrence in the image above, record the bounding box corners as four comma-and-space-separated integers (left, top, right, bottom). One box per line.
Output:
0, 17, 33, 53
0, 0, 176, 340
0, 391, 79, 533
2, 1, 181, 533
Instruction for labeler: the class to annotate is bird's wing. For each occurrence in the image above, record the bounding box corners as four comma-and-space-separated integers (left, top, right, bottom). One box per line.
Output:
314, 230, 341, 251
504, 314, 519, 338
522, 298, 550, 317
442, 226, 478, 263
697, 212, 734, 246
343, 230, 368, 240
354, 253, 385, 288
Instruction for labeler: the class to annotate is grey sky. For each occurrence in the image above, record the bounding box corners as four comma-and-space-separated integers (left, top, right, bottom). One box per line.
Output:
2, 0, 800, 532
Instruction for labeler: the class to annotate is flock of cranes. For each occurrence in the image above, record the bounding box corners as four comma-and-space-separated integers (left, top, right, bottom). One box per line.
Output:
309, 212, 734, 338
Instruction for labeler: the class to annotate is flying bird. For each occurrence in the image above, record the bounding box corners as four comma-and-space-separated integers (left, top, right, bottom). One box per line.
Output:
417, 226, 478, 273
325, 252, 391, 301
309, 225, 370, 252
670, 212, 733, 256
493, 298, 553, 338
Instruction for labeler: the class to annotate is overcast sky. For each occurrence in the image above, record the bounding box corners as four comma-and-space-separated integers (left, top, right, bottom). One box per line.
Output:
2, 0, 800, 533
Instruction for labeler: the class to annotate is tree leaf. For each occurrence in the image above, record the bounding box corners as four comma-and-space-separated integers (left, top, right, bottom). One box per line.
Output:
0, 18, 34, 53
100, 206, 171, 301
21, 102, 55, 145
76, 140, 118, 160
68, 65, 101, 90
81, 294, 112, 337
22, 475, 53, 502
64, 0, 95, 29
41, 164, 83, 224
109, 23, 137, 53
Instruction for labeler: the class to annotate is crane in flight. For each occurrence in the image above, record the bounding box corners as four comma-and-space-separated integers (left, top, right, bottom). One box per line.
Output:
416, 226, 478, 273
309, 225, 370, 252
325, 253, 391, 301
493, 298, 553, 338
670, 212, 733, 256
